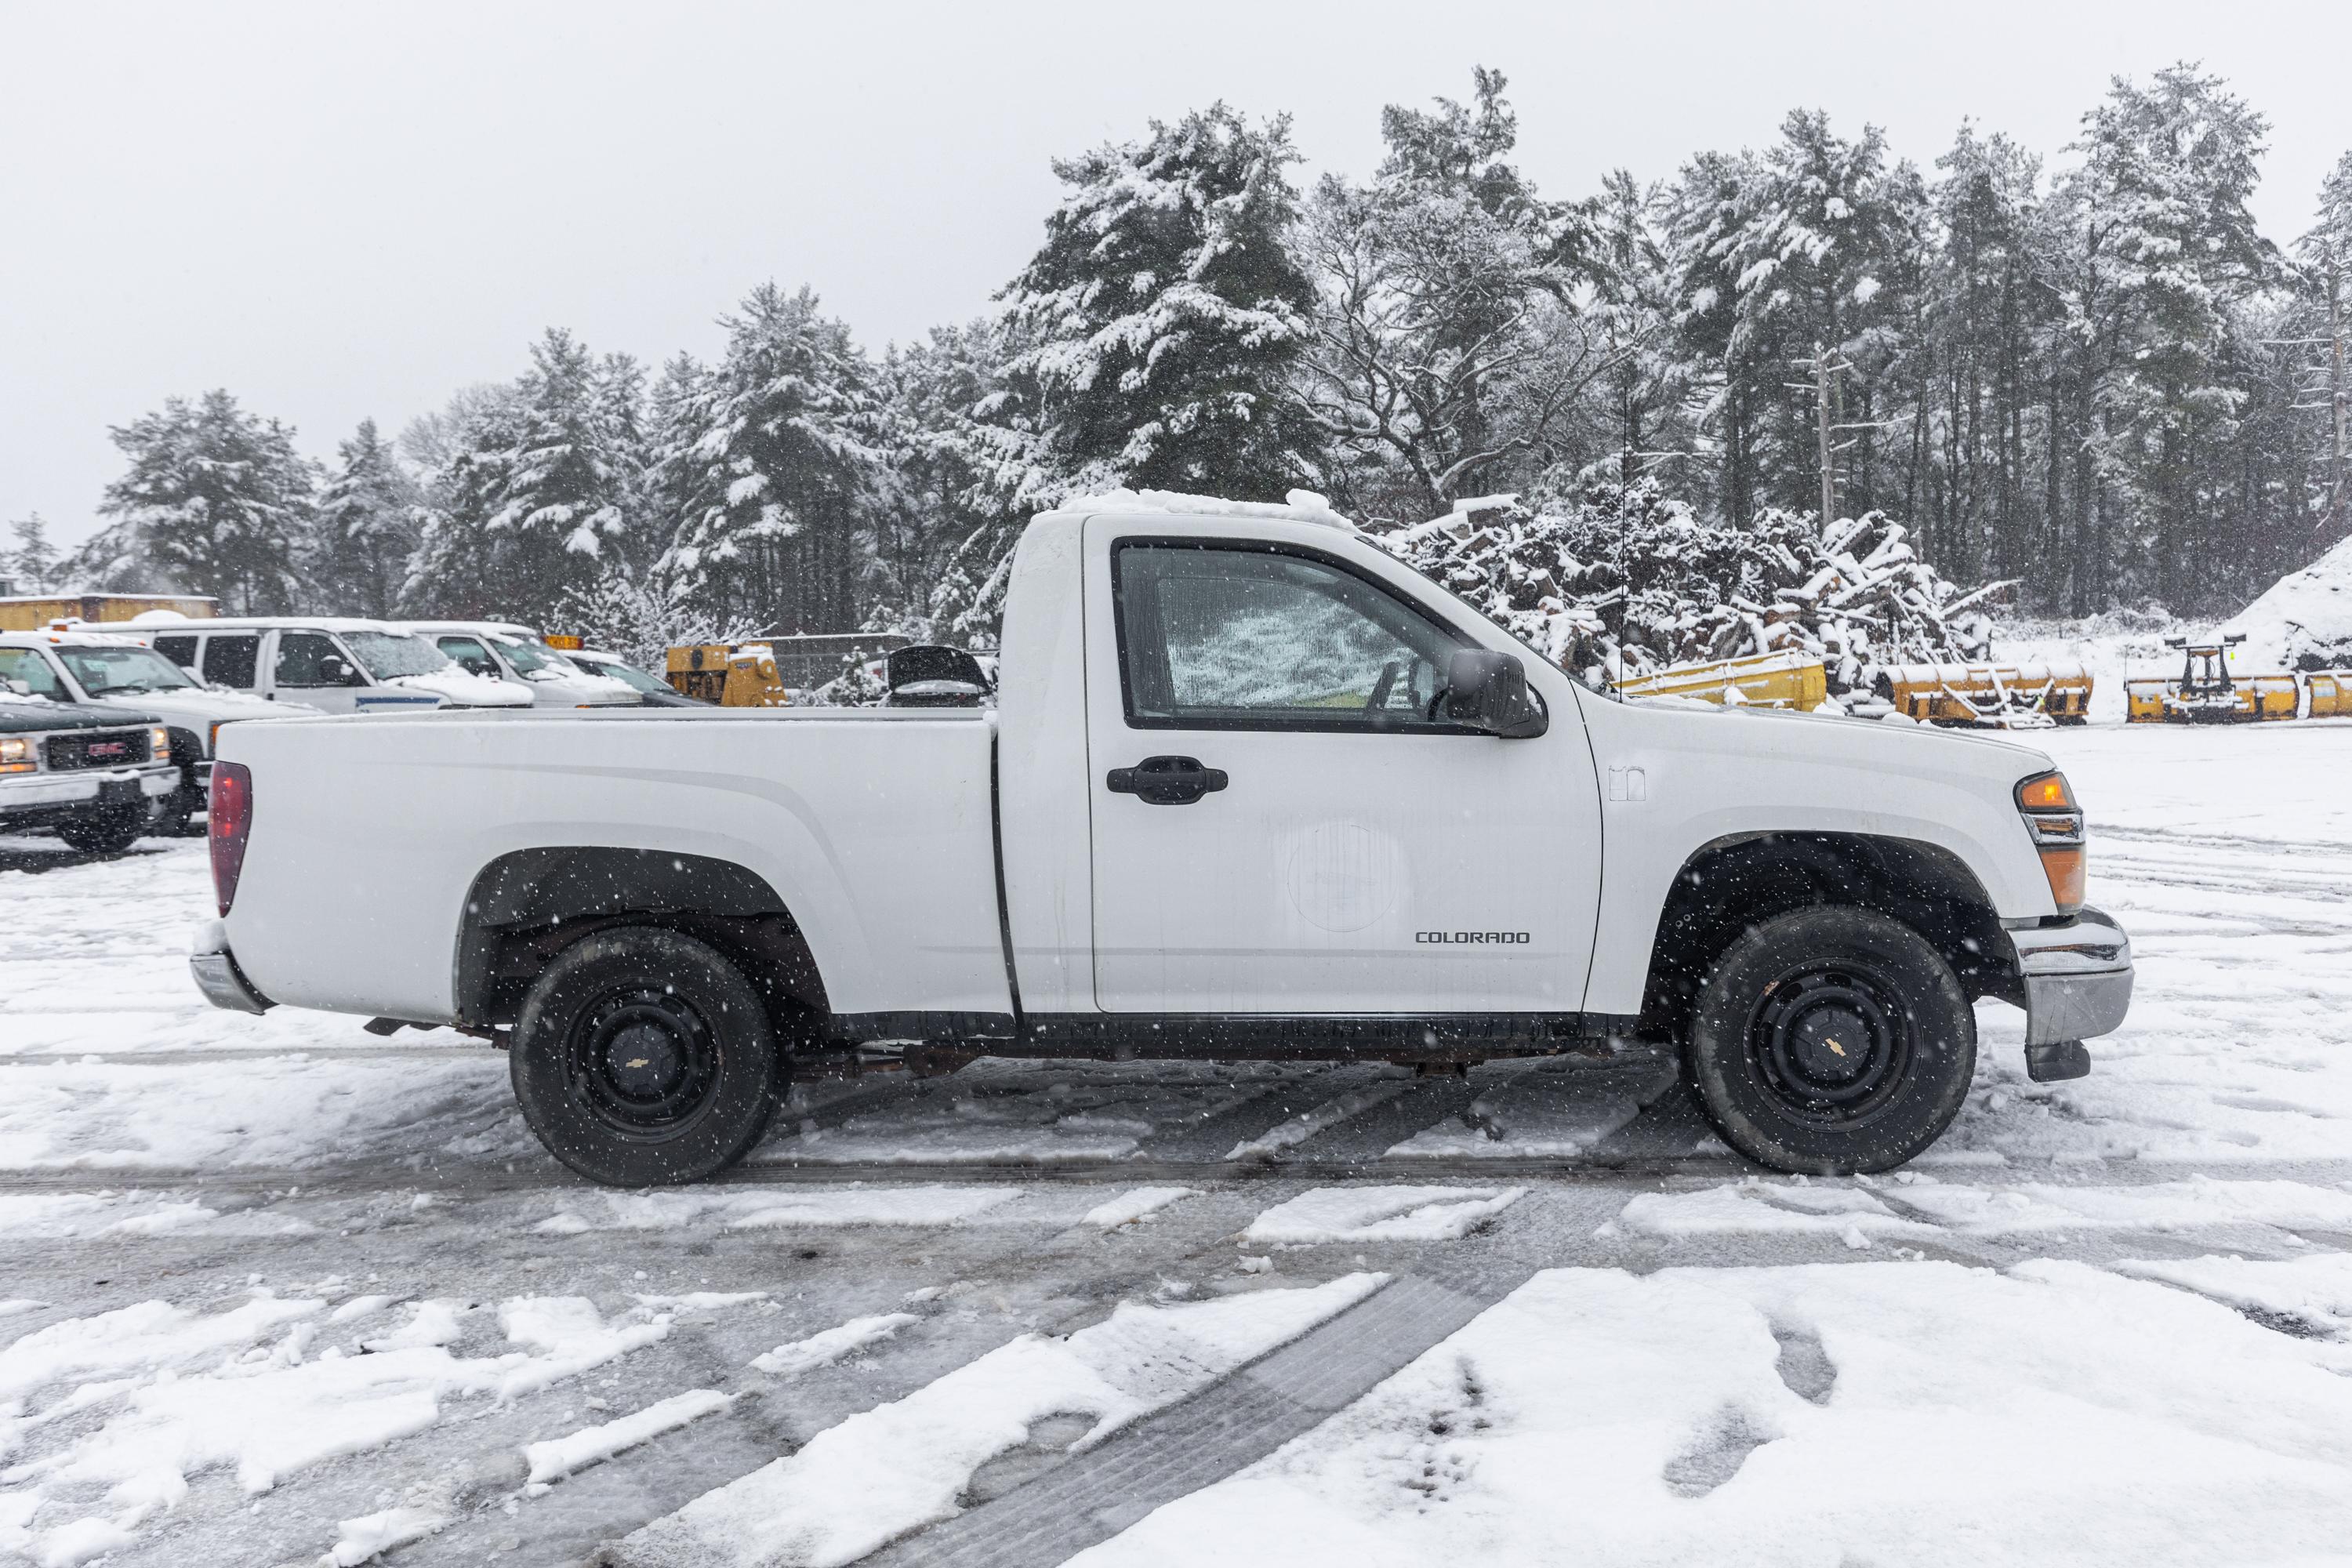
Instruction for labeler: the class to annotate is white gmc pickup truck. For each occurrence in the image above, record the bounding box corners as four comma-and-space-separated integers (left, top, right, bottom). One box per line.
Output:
191, 495, 2132, 1185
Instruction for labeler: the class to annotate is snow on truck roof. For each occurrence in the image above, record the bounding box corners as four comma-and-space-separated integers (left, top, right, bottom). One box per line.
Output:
1058, 488, 1359, 532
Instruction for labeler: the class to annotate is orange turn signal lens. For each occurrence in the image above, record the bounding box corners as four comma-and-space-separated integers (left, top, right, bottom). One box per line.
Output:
2016, 771, 2076, 812
2037, 844, 2085, 912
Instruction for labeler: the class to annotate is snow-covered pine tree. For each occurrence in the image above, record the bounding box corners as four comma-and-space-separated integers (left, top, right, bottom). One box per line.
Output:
1665, 111, 1929, 532
6, 514, 58, 594
481, 329, 644, 622
2294, 152, 2352, 546
1000, 103, 1323, 503
1294, 70, 1600, 521
2050, 65, 2275, 611
85, 390, 315, 612
310, 419, 420, 616
655, 283, 886, 633
401, 386, 525, 619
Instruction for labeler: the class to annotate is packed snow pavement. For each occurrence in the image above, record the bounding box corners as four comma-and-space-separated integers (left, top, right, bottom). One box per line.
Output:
4, 719, 2352, 1564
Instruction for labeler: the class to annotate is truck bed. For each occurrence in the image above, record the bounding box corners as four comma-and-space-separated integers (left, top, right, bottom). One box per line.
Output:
220, 707, 1008, 1022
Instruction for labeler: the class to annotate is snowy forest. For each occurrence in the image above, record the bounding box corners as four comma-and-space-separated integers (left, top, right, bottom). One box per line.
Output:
12, 63, 2351, 655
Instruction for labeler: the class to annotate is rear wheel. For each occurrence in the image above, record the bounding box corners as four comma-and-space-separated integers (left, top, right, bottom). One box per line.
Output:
511, 927, 785, 1186
1683, 906, 1973, 1174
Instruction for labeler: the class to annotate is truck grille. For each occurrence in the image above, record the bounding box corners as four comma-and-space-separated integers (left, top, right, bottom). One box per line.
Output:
45, 728, 153, 771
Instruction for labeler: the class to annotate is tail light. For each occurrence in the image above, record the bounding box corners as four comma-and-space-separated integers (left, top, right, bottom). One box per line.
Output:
2015, 770, 2085, 914
209, 761, 253, 916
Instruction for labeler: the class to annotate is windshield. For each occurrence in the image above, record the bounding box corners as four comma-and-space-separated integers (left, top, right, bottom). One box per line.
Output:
0, 647, 67, 700
343, 630, 452, 680
571, 655, 669, 695
495, 639, 564, 675
56, 644, 199, 697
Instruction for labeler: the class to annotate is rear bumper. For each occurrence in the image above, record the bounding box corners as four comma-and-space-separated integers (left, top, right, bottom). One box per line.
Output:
189, 918, 274, 1014
2007, 906, 2132, 1047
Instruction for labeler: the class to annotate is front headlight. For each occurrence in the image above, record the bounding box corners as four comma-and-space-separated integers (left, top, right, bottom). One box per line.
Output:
0, 736, 31, 775
150, 725, 172, 763
2016, 770, 2085, 913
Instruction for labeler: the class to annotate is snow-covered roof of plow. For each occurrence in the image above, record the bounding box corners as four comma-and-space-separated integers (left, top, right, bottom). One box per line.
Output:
1058, 488, 1359, 532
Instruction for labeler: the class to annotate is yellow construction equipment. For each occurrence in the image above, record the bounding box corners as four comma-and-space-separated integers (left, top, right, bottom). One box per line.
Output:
2125, 637, 2298, 724
665, 643, 792, 706
2307, 672, 2352, 719
1615, 650, 1829, 711
1872, 661, 2093, 729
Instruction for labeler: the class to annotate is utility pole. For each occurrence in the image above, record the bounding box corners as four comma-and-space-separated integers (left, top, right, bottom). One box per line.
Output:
2328, 253, 2348, 539
1814, 343, 1837, 528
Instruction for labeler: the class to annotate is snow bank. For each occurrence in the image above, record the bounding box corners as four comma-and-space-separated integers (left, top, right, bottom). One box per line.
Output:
1069, 1260, 2352, 1568
2222, 531, 2352, 670
617, 1273, 1386, 1568
1243, 1185, 1524, 1244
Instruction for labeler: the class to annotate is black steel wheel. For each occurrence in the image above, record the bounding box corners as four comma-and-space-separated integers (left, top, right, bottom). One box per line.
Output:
511, 927, 784, 1185
1685, 906, 1973, 1174
56, 807, 147, 856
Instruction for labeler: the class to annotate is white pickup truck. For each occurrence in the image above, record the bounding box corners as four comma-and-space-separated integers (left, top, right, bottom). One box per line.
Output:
191, 495, 2132, 1185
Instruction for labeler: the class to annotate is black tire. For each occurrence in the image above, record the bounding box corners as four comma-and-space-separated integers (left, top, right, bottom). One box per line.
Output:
1684, 906, 1973, 1175
56, 808, 148, 856
510, 927, 785, 1186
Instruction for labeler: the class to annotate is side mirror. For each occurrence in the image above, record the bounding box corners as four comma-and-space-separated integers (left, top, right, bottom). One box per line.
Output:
1443, 649, 1548, 739
321, 655, 358, 686
2, 677, 28, 697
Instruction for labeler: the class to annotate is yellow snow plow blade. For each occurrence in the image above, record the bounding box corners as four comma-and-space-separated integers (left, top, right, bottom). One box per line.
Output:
1615, 650, 1829, 711
2307, 672, 2352, 719
666, 643, 792, 707
1872, 661, 2092, 729
2127, 639, 2299, 723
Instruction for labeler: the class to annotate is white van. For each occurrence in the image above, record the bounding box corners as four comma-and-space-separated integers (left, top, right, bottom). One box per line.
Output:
394, 622, 637, 708
128, 618, 529, 715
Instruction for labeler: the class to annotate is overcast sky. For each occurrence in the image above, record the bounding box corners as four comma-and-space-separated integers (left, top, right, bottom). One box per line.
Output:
4, 0, 2347, 550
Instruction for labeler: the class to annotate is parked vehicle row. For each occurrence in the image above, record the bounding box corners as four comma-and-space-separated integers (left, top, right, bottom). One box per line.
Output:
0, 617, 691, 854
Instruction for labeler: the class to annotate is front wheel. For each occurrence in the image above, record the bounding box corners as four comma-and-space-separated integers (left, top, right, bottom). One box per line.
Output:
1684, 906, 1973, 1174
511, 927, 785, 1186
56, 808, 148, 856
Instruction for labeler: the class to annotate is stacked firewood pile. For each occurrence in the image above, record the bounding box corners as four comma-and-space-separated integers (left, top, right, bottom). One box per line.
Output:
1372, 478, 2010, 697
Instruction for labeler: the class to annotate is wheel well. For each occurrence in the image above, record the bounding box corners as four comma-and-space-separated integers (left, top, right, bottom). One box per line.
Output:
453, 847, 828, 1036
1638, 833, 2009, 1040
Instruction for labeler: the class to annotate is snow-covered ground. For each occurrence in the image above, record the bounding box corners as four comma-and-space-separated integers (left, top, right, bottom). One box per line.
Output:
4, 714, 2352, 1566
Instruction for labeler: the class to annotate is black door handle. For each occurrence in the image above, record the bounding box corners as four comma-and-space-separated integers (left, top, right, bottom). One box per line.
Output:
1106, 754, 1229, 806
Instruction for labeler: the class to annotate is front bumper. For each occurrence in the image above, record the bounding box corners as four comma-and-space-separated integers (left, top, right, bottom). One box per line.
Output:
2007, 906, 2133, 1047
0, 763, 178, 826
189, 918, 274, 1014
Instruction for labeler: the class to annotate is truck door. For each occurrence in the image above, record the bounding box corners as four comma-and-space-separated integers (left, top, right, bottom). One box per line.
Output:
269, 630, 365, 713
1083, 524, 1600, 1016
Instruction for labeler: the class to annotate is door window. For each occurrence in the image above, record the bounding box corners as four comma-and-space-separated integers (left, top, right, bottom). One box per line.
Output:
436, 637, 501, 679
1112, 543, 1467, 731
274, 631, 359, 688
151, 634, 198, 670
0, 648, 67, 700
201, 634, 260, 688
